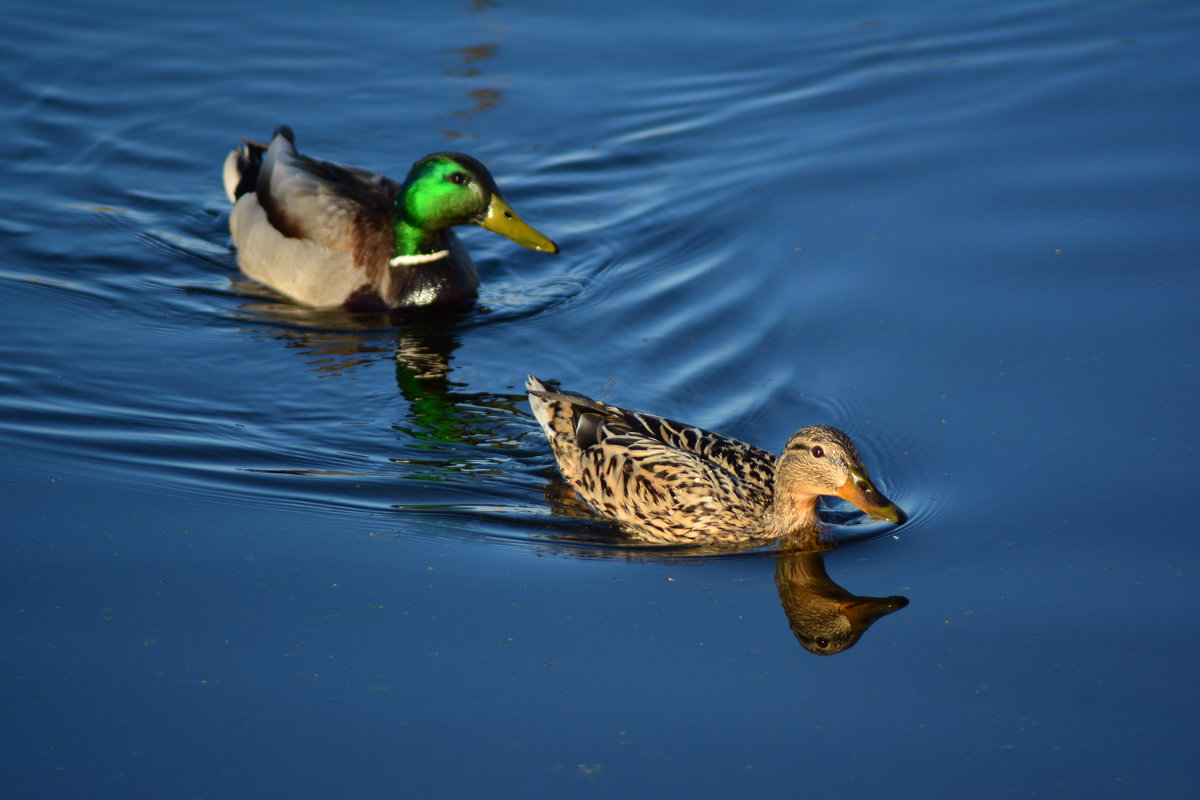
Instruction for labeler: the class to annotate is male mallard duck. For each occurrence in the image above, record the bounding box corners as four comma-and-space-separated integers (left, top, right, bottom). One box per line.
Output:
222, 126, 558, 311
526, 376, 906, 545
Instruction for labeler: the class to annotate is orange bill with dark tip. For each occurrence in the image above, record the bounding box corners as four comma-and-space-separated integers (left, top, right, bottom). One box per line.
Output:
835, 469, 907, 524
839, 596, 910, 628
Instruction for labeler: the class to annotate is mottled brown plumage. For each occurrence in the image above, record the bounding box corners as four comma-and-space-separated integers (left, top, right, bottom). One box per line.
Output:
527, 376, 906, 545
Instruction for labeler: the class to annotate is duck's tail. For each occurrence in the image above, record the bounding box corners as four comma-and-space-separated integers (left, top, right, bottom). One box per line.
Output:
222, 127, 293, 203
525, 375, 562, 437
527, 376, 591, 439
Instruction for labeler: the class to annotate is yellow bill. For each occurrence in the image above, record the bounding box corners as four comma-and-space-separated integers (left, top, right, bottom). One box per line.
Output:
478, 194, 559, 253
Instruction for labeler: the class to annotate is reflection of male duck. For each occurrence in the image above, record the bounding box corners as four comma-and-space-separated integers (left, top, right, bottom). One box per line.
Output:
391, 326, 519, 446
233, 294, 516, 448
527, 376, 906, 546
775, 550, 908, 655
222, 126, 557, 311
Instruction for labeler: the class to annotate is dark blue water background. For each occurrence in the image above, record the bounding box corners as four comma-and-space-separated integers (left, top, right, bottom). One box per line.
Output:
3, 0, 1197, 797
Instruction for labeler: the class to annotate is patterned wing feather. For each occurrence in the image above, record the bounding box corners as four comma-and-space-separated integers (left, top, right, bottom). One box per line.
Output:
619, 411, 778, 496
527, 378, 777, 544
575, 420, 771, 543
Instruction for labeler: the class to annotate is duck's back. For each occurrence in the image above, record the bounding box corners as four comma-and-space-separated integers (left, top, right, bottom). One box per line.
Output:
527, 377, 778, 543
254, 132, 396, 257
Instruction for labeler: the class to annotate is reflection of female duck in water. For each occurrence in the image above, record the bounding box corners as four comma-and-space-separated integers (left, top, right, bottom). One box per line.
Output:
526, 376, 906, 546
520, 522, 910, 655
775, 550, 908, 655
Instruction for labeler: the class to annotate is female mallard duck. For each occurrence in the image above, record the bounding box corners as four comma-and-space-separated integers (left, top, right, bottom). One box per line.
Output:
526, 376, 906, 545
222, 126, 558, 311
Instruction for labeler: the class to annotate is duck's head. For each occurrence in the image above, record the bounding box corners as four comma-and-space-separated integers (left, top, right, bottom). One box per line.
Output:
397, 152, 558, 253
775, 552, 909, 655
775, 425, 906, 527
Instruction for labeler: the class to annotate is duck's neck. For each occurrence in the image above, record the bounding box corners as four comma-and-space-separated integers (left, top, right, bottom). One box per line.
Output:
390, 217, 449, 261
766, 484, 822, 538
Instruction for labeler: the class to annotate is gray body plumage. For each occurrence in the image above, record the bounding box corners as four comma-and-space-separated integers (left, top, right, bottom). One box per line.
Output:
223, 127, 478, 310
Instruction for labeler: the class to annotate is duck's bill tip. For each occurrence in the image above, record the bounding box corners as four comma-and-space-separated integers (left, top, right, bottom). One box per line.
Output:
479, 195, 559, 253
839, 596, 910, 627
836, 475, 907, 525
874, 504, 908, 525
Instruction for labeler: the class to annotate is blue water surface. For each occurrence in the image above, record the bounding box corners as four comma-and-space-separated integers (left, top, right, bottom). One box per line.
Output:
2, 0, 1198, 797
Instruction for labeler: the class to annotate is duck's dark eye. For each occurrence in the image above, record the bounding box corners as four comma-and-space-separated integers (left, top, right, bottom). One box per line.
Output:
811, 445, 824, 458
447, 171, 469, 185
816, 637, 830, 648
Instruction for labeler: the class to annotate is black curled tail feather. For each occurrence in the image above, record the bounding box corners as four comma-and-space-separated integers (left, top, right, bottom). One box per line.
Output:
225, 136, 272, 202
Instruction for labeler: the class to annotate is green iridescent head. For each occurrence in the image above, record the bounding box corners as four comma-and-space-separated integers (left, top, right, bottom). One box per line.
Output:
394, 152, 558, 256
